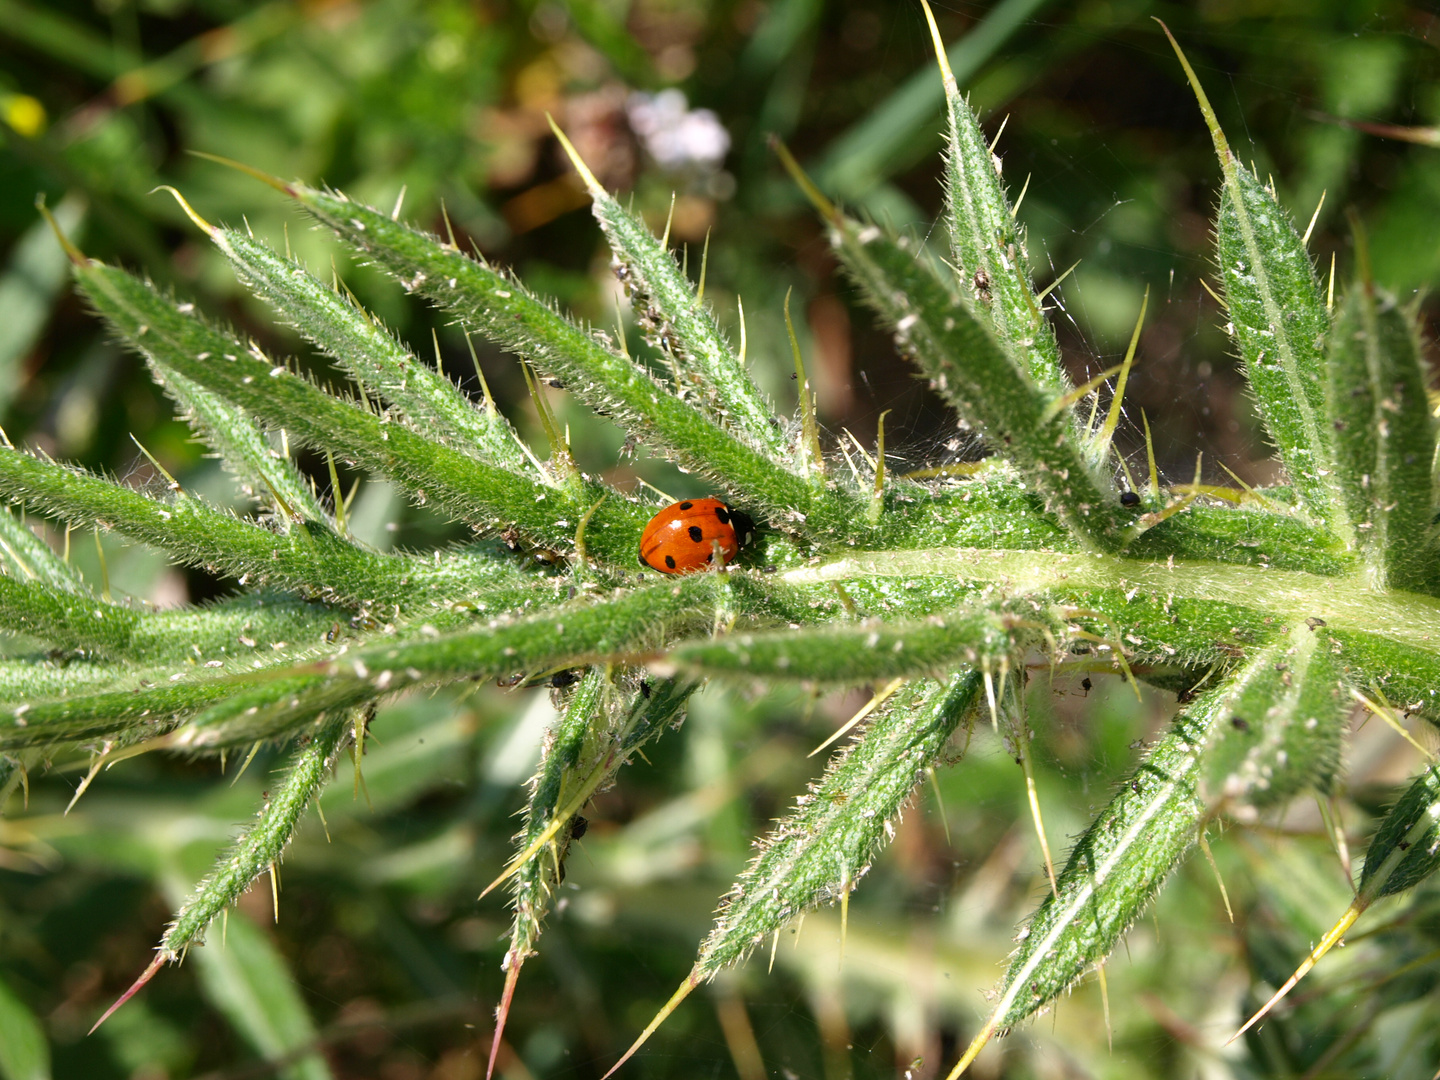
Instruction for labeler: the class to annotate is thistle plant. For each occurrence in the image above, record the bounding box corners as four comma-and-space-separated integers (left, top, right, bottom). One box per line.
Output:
2, 7, 1439, 1077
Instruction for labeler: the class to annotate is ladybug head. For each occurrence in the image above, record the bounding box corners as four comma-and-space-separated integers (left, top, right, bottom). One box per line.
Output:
727, 506, 757, 549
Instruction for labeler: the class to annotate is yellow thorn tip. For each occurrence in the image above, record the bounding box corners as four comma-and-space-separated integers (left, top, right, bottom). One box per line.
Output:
601, 975, 699, 1079
1153, 19, 1231, 162
919, 0, 958, 95
945, 1019, 997, 1080
1227, 902, 1362, 1045
186, 150, 293, 195
547, 114, 605, 198
769, 136, 837, 222
34, 195, 86, 265
152, 185, 217, 238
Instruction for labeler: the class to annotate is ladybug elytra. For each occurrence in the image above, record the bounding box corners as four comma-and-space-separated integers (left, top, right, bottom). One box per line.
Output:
638, 497, 755, 574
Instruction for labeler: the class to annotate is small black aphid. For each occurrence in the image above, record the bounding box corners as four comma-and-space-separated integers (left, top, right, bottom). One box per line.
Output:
550, 669, 581, 689
1119, 491, 1141, 507
639, 680, 652, 699
1080, 677, 1093, 694
1231, 716, 1250, 732
570, 815, 589, 840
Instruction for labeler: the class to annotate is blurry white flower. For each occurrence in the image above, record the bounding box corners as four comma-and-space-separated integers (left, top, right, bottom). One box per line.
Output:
626, 89, 730, 171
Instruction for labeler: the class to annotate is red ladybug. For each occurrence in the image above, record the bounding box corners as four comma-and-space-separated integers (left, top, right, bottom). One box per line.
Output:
639, 498, 755, 574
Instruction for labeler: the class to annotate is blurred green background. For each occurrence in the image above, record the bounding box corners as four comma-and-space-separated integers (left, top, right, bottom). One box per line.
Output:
3, 1, 1440, 1077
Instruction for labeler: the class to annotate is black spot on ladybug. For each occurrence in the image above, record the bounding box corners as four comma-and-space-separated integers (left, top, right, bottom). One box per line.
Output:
1231, 716, 1249, 731
1120, 491, 1140, 507
705, 551, 714, 562
664, 555, 676, 569
715, 505, 731, 524
570, 815, 589, 840
679, 500, 693, 510
688, 525, 704, 543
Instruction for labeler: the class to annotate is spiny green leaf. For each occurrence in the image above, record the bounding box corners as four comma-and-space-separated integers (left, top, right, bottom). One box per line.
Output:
0, 505, 87, 593
172, 573, 725, 747
1162, 25, 1341, 531
286, 183, 865, 541
1197, 623, 1346, 813
1329, 629, 1440, 725
207, 224, 536, 477
161, 711, 350, 958
1215, 167, 1336, 528
558, 131, 787, 458
695, 673, 980, 975
0, 572, 338, 662
1325, 285, 1438, 593
143, 364, 326, 524
0, 444, 536, 611
507, 670, 607, 964
985, 684, 1230, 1030
827, 213, 1127, 552
926, 9, 1069, 393
502, 669, 693, 950
1126, 503, 1352, 576
73, 260, 648, 564
1357, 762, 1440, 901
673, 604, 1026, 684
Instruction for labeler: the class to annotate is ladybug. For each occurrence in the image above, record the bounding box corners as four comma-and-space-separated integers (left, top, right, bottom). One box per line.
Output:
639, 498, 755, 574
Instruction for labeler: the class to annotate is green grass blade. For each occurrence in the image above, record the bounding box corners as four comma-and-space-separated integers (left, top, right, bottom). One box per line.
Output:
812, 0, 1053, 203
0, 195, 84, 418
0, 973, 50, 1080
183, 908, 332, 1080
